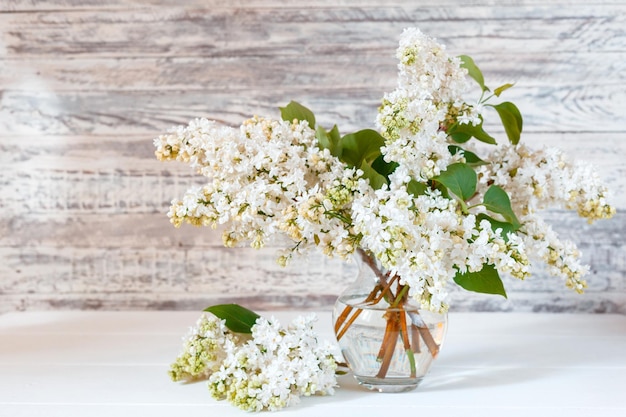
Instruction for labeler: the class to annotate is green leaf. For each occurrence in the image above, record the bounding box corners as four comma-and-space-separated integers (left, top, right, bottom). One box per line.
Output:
327, 125, 341, 155
433, 181, 451, 199
371, 154, 398, 178
432, 163, 477, 202
406, 348, 416, 376
448, 119, 497, 145
449, 131, 471, 144
492, 102, 523, 145
483, 185, 521, 229
459, 55, 488, 92
339, 129, 385, 168
316, 124, 342, 157
204, 303, 261, 334
279, 101, 316, 128
476, 213, 517, 241
339, 129, 387, 189
453, 263, 507, 298
448, 145, 487, 166
407, 179, 428, 197
316, 126, 331, 150
359, 161, 388, 190
494, 83, 515, 97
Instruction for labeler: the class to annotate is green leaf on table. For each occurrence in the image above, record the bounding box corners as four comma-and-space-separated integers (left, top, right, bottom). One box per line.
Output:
483, 185, 521, 229
476, 213, 517, 242
316, 124, 342, 157
204, 303, 261, 334
279, 101, 316, 128
492, 101, 523, 145
448, 145, 487, 166
432, 163, 477, 202
453, 263, 507, 298
339, 129, 385, 168
494, 83, 515, 97
448, 119, 497, 145
459, 55, 488, 92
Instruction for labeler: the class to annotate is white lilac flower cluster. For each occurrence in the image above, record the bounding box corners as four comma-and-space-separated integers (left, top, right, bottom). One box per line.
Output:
169, 313, 244, 382
476, 144, 615, 292
169, 313, 339, 412
155, 27, 614, 314
376, 28, 478, 181
350, 168, 530, 312
154, 116, 357, 259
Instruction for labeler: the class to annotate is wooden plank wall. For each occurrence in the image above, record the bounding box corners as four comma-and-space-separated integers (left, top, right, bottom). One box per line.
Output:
1, 0, 624, 313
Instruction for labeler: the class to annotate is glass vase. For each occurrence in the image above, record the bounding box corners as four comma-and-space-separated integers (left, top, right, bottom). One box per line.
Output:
332, 250, 448, 393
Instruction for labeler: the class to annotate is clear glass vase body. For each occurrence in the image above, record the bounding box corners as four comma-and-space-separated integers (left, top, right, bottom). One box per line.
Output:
332, 252, 448, 393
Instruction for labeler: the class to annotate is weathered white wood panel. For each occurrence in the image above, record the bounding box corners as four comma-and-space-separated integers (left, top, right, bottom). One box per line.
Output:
1, 0, 624, 313
2, 86, 625, 134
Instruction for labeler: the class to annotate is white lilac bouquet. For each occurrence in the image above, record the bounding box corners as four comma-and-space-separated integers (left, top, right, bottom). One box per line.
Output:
157, 28, 614, 400
155, 28, 614, 312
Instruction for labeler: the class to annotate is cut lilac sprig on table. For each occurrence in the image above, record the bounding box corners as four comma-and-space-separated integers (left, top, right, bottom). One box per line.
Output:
169, 305, 340, 412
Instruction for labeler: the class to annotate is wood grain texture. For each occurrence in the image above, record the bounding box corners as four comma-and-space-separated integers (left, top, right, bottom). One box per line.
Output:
1, 0, 624, 313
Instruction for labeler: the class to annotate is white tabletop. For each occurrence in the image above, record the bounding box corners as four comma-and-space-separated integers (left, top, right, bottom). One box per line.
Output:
1, 311, 624, 417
